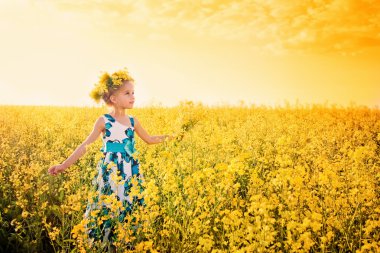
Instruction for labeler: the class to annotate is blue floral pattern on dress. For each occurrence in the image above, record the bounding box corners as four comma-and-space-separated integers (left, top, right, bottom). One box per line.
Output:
83, 113, 145, 244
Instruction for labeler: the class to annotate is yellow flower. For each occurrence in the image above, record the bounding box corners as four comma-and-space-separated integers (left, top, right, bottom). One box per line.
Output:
48, 227, 60, 241
90, 210, 100, 217
21, 211, 29, 218
135, 240, 154, 252
71, 219, 87, 239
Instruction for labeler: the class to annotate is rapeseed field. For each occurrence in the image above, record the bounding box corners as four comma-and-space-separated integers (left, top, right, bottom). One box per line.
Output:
0, 102, 379, 252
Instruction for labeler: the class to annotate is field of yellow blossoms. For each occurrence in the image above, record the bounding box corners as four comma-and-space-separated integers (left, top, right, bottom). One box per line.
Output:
0, 102, 379, 252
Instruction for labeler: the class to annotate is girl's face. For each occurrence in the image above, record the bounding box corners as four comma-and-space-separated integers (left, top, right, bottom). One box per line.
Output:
110, 81, 135, 109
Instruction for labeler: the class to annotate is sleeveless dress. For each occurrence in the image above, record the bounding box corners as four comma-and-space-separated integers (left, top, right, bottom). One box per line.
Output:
83, 113, 145, 244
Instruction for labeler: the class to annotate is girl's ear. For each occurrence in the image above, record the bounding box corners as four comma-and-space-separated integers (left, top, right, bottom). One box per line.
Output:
110, 94, 117, 104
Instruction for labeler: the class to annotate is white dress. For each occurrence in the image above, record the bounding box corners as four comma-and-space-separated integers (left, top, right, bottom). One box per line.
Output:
83, 113, 145, 243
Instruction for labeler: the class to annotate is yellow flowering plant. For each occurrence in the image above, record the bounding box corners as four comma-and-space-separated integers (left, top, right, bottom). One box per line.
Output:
1, 104, 380, 252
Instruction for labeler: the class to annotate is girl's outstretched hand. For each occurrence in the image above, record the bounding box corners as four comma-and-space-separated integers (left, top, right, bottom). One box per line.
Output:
166, 134, 175, 141
48, 164, 66, 176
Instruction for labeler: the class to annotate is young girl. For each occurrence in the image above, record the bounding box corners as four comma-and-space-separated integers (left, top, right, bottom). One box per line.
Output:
48, 68, 173, 251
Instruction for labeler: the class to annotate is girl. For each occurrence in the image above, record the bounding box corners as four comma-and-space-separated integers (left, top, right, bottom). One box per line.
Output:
48, 68, 174, 251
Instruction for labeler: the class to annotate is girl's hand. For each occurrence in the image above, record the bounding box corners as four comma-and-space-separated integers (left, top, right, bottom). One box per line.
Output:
48, 164, 67, 176
165, 134, 175, 141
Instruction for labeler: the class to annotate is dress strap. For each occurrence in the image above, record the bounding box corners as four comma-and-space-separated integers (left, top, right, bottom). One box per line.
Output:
103, 114, 115, 123
129, 116, 135, 127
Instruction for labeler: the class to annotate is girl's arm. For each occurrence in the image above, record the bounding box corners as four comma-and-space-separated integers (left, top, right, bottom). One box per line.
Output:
134, 117, 174, 144
48, 117, 105, 176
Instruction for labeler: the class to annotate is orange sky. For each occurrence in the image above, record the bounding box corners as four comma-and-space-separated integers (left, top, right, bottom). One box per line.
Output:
0, 0, 379, 108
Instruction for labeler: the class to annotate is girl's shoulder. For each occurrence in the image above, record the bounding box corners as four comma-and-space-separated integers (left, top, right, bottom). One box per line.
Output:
91, 115, 106, 132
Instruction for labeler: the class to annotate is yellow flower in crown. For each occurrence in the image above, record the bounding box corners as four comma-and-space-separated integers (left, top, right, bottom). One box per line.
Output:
110, 69, 134, 86
89, 68, 135, 103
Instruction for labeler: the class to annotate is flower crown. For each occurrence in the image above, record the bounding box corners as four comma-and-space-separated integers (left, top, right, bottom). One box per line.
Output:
89, 68, 134, 103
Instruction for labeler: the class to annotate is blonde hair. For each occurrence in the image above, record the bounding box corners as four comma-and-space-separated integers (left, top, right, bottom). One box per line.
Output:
89, 68, 134, 105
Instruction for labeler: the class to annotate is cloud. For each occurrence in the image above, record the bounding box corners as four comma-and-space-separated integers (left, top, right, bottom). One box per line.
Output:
43, 0, 380, 55
150, 0, 380, 55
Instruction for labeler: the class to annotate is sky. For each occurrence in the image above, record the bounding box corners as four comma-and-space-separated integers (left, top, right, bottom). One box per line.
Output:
0, 0, 379, 108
